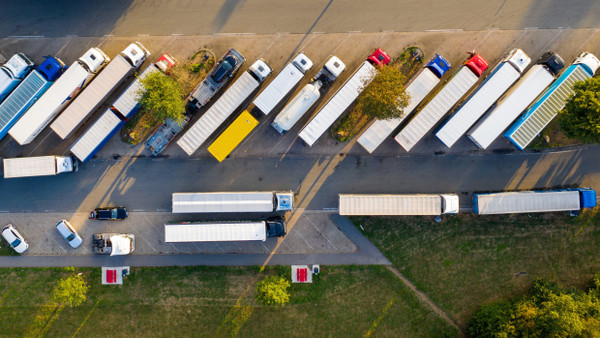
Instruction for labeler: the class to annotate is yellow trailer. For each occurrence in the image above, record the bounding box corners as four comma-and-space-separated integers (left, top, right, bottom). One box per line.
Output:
208, 110, 259, 162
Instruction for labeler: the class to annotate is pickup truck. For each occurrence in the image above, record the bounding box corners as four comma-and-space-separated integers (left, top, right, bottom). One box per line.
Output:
92, 233, 135, 256
90, 207, 128, 220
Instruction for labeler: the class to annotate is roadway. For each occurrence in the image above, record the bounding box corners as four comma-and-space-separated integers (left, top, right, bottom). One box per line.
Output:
1, 0, 600, 37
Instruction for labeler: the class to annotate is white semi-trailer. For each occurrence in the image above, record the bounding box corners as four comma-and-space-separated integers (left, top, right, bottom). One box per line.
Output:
357, 54, 451, 153
0, 53, 34, 102
298, 49, 390, 146
504, 52, 600, 150
172, 191, 294, 213
435, 49, 530, 148
3, 155, 77, 178
467, 52, 564, 149
473, 188, 597, 215
394, 53, 488, 152
339, 194, 459, 216
253, 53, 313, 115
271, 56, 346, 134
165, 217, 286, 242
50, 42, 150, 139
9, 48, 110, 145
177, 59, 272, 156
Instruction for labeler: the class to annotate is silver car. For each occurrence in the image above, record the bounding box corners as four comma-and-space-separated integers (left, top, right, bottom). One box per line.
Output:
56, 219, 83, 248
2, 224, 29, 254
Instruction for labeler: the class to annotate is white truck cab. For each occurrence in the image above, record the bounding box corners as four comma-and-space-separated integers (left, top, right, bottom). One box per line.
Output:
79, 47, 110, 73
248, 59, 272, 82
123, 42, 151, 68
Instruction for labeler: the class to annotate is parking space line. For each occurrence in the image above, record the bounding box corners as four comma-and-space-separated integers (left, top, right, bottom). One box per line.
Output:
258, 34, 282, 58
306, 215, 336, 249
168, 243, 180, 252
574, 28, 599, 53
214, 242, 225, 253
128, 222, 157, 253
292, 221, 315, 251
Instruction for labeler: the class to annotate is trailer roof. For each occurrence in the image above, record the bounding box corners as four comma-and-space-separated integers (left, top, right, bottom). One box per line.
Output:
165, 222, 266, 242
473, 190, 581, 215
172, 192, 275, 213
339, 194, 444, 216
70, 110, 124, 162
3, 156, 57, 178
253, 60, 309, 115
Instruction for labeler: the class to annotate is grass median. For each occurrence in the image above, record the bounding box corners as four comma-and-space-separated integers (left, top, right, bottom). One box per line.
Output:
352, 209, 600, 327
0, 265, 456, 337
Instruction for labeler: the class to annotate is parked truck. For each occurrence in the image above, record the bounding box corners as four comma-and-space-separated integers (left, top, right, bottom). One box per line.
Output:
70, 53, 177, 162
504, 52, 600, 150
3, 155, 77, 178
0, 56, 66, 141
435, 49, 531, 148
164, 217, 286, 242
253, 53, 313, 115
339, 193, 459, 216
172, 191, 293, 213
207, 110, 258, 162
144, 116, 190, 156
50, 42, 150, 139
271, 56, 346, 134
394, 53, 488, 151
92, 233, 135, 256
473, 188, 597, 215
357, 54, 451, 153
0, 53, 34, 102
9, 48, 110, 145
298, 49, 390, 146
177, 59, 272, 156
467, 52, 564, 149
188, 48, 245, 108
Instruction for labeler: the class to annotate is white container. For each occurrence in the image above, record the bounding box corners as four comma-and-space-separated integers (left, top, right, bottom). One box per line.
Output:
3, 156, 74, 178
473, 190, 581, 215
165, 221, 267, 242
172, 191, 293, 213
70, 111, 123, 162
339, 194, 459, 216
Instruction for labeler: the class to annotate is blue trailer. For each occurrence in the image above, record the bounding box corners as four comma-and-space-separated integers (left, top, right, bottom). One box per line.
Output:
504, 52, 600, 150
0, 56, 66, 141
473, 188, 596, 215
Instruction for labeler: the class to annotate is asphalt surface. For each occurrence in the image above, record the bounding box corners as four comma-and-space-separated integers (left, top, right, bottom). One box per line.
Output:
1, 0, 600, 37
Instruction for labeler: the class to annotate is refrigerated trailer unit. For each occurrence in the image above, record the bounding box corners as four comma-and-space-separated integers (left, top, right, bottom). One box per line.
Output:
473, 188, 597, 215
3, 156, 77, 178
0, 56, 66, 141
177, 59, 272, 156
467, 52, 564, 149
271, 56, 346, 134
339, 194, 459, 216
435, 49, 530, 148
0, 53, 34, 102
164, 218, 286, 242
504, 52, 600, 150
70, 54, 177, 162
394, 53, 488, 151
253, 53, 313, 115
172, 191, 294, 213
357, 54, 451, 153
9, 48, 110, 145
298, 49, 390, 146
50, 42, 150, 139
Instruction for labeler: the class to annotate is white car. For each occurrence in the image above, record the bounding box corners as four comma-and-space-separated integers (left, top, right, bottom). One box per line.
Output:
56, 219, 83, 248
2, 224, 29, 254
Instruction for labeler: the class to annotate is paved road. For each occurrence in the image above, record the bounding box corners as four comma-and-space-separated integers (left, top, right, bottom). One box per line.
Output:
1, 145, 599, 213
2, 0, 600, 37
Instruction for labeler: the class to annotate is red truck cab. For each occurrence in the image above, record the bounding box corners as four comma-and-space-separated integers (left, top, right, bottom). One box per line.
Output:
464, 54, 488, 77
155, 53, 178, 74
367, 49, 391, 68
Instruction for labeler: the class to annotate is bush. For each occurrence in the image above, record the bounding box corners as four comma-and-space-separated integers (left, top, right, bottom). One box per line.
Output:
256, 276, 290, 306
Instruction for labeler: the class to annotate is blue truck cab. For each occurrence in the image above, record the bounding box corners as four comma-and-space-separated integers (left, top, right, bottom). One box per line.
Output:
576, 188, 597, 209
426, 54, 451, 79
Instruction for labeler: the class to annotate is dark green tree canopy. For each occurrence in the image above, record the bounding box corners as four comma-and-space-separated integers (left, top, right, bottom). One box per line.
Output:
356, 65, 410, 120
559, 77, 600, 143
137, 71, 186, 123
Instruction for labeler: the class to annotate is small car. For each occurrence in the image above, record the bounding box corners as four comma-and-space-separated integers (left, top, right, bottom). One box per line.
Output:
56, 219, 83, 248
90, 207, 128, 220
211, 55, 239, 83
1, 224, 29, 254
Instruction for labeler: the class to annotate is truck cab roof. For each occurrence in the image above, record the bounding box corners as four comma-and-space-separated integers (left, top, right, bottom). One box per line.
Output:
122, 42, 151, 68
292, 53, 314, 74
367, 49, 391, 68
265, 217, 286, 238
538, 51, 564, 76
36, 56, 67, 82
503, 48, 531, 74
248, 59, 272, 82
463, 54, 488, 77
79, 48, 110, 73
4, 53, 34, 79
155, 53, 178, 74
425, 54, 451, 78
323, 56, 346, 78
573, 52, 600, 75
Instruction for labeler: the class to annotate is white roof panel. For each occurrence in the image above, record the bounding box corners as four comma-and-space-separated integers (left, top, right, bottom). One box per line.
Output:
474, 190, 581, 214
3, 156, 56, 178
165, 222, 266, 242
172, 192, 274, 213
339, 194, 443, 216
70, 110, 122, 162
177, 72, 259, 155
253, 61, 306, 115
395, 66, 479, 151
298, 62, 376, 146
112, 64, 159, 118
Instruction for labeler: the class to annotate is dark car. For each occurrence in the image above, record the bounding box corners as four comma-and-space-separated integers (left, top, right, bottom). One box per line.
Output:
90, 207, 128, 220
211, 55, 239, 83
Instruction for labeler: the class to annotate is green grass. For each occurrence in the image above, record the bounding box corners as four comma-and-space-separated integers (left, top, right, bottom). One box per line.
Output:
0, 265, 457, 337
352, 209, 600, 327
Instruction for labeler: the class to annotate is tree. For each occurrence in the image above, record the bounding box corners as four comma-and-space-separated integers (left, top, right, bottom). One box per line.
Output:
356, 64, 410, 120
137, 71, 186, 123
558, 77, 600, 143
256, 276, 290, 306
52, 274, 89, 307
